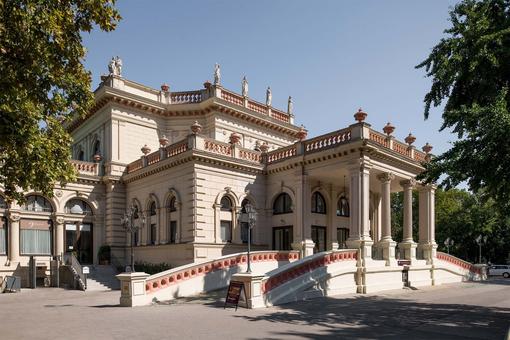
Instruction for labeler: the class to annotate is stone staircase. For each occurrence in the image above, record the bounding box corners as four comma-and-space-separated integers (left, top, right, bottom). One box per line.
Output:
85, 265, 120, 291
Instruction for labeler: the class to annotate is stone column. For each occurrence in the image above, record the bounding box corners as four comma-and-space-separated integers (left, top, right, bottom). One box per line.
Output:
328, 185, 339, 250
418, 184, 437, 264
54, 215, 65, 260
345, 160, 373, 261
7, 211, 20, 265
375, 173, 397, 266
399, 179, 417, 261
293, 169, 314, 256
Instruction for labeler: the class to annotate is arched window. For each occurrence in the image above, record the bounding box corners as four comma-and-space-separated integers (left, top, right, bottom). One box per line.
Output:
0, 195, 7, 209
149, 201, 157, 245
23, 195, 53, 212
273, 193, 292, 215
219, 195, 233, 242
220, 196, 232, 211
93, 140, 101, 156
337, 196, 350, 217
65, 199, 93, 215
167, 196, 177, 243
311, 192, 326, 214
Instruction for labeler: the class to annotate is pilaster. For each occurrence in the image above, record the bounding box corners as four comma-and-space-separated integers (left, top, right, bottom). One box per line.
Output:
7, 211, 20, 265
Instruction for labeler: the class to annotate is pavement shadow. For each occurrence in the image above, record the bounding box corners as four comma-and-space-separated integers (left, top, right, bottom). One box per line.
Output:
235, 295, 510, 340
156, 288, 227, 308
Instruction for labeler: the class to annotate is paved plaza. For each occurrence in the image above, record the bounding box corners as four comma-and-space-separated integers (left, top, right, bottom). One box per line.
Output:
0, 279, 508, 340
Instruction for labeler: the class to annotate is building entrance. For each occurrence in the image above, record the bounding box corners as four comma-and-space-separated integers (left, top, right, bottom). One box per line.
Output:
65, 223, 93, 264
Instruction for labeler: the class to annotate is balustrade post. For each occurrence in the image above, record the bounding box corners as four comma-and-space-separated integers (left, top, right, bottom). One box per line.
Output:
117, 272, 150, 307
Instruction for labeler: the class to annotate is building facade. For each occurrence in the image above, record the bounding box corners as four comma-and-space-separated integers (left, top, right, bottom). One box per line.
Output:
0, 62, 437, 286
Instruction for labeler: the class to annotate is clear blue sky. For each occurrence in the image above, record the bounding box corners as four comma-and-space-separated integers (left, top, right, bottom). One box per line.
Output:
83, 0, 459, 155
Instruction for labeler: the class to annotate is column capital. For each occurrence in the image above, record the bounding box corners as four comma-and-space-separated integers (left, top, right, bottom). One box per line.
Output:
7, 211, 20, 222
53, 214, 66, 225
400, 178, 416, 188
348, 158, 372, 174
418, 183, 436, 192
377, 172, 395, 183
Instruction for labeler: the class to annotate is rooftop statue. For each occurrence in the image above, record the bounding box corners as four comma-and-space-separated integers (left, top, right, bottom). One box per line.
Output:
108, 56, 123, 76
266, 86, 272, 106
287, 96, 293, 115
242, 76, 249, 97
214, 63, 221, 85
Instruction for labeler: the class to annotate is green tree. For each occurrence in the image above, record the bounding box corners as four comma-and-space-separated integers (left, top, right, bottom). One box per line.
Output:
416, 0, 510, 213
0, 0, 120, 202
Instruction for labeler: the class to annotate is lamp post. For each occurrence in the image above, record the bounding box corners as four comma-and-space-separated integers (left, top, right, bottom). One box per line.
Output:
444, 237, 454, 254
238, 202, 257, 273
475, 234, 488, 264
120, 206, 145, 272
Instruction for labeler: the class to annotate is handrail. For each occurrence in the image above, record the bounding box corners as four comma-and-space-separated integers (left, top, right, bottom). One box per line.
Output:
436, 252, 481, 274
64, 253, 87, 290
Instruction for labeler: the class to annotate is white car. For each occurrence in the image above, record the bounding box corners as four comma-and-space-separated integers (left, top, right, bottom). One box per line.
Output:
488, 265, 510, 278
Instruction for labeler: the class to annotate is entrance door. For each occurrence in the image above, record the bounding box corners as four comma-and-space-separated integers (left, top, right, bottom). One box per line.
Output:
312, 226, 326, 253
273, 226, 293, 250
65, 223, 93, 264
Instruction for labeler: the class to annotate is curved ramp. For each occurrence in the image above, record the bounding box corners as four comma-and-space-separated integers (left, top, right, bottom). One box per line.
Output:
434, 252, 485, 284
255, 250, 359, 307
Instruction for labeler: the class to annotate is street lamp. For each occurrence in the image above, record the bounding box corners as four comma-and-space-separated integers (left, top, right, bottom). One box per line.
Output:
238, 202, 257, 273
475, 234, 488, 264
444, 237, 454, 254
120, 205, 145, 272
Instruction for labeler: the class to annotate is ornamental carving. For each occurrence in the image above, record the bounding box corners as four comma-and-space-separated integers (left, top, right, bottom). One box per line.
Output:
377, 172, 395, 183
54, 190, 63, 198
8, 213, 20, 222
400, 178, 416, 188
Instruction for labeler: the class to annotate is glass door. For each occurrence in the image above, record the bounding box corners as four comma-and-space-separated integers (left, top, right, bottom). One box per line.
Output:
65, 223, 93, 264
312, 226, 327, 253
273, 226, 293, 250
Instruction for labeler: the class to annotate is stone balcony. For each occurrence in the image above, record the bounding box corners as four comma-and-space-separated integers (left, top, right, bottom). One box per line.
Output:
70, 160, 99, 177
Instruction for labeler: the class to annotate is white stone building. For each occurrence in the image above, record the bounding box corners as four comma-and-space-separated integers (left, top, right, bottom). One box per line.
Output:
0, 63, 438, 287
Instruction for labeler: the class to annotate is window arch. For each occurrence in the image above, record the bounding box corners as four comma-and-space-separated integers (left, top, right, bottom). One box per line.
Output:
167, 196, 178, 243
23, 195, 53, 212
273, 193, 292, 215
220, 196, 233, 211
149, 201, 157, 245
337, 196, 350, 217
311, 192, 326, 214
65, 199, 93, 215
219, 195, 234, 242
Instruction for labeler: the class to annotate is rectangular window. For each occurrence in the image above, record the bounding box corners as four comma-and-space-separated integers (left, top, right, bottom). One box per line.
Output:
169, 221, 177, 243
337, 228, 349, 249
220, 220, 232, 242
273, 226, 293, 250
150, 224, 157, 245
20, 219, 52, 255
0, 218, 6, 255
312, 226, 327, 253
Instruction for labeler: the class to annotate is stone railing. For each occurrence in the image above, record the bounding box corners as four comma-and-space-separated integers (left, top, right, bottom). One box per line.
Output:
203, 139, 232, 157
261, 249, 357, 293
304, 128, 351, 154
220, 88, 244, 106
70, 160, 99, 176
247, 100, 267, 114
127, 159, 143, 173
368, 128, 428, 163
368, 130, 389, 147
171, 90, 203, 104
436, 252, 482, 275
270, 109, 290, 123
144, 251, 300, 295
146, 151, 160, 166
239, 149, 262, 163
267, 144, 297, 164
167, 140, 188, 157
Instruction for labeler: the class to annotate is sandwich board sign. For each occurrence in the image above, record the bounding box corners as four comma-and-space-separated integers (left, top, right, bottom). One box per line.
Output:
224, 281, 245, 310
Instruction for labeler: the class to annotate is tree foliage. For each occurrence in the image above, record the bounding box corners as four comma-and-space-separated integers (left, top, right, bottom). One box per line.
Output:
416, 0, 510, 213
0, 0, 120, 202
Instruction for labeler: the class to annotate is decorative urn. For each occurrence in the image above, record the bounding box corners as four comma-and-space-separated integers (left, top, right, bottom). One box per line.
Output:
297, 125, 308, 141
159, 135, 169, 147
354, 108, 368, 123
190, 121, 202, 134
161, 83, 170, 92
93, 154, 102, 162
405, 133, 416, 146
141, 144, 151, 155
203, 80, 212, 89
259, 142, 269, 153
229, 132, 241, 145
422, 142, 433, 154
383, 122, 395, 136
